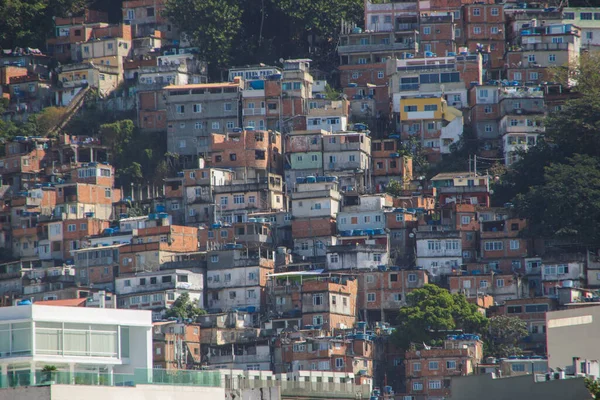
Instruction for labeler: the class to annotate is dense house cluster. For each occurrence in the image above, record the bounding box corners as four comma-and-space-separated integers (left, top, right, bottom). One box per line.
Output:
0, 0, 600, 399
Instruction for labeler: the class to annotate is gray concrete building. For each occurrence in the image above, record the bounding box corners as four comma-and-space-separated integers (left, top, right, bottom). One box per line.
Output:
164, 79, 243, 162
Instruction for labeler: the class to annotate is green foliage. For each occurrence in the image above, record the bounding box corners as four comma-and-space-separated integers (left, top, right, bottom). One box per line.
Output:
385, 179, 404, 197
393, 284, 488, 349
163, 0, 242, 68
36, 107, 68, 137
323, 84, 341, 101
586, 378, 600, 400
485, 315, 528, 358
165, 293, 207, 320
399, 136, 429, 172
41, 365, 58, 373
515, 154, 600, 246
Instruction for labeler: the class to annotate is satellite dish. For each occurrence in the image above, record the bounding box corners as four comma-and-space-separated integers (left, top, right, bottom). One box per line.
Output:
23, 183, 29, 189
409, 233, 415, 238
279, 58, 284, 63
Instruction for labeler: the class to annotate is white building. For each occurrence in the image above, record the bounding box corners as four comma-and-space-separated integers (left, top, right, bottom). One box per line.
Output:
289, 180, 341, 219
326, 244, 389, 271
415, 230, 462, 280
115, 269, 204, 319
0, 304, 152, 383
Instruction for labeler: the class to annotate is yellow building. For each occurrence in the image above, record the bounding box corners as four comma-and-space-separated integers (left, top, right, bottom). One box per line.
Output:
398, 95, 463, 163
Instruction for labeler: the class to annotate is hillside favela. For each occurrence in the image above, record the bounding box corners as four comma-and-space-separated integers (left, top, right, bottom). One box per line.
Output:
1, 0, 600, 399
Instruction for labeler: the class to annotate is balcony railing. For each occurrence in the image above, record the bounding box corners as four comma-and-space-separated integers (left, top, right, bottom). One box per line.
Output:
338, 42, 414, 54
242, 108, 266, 116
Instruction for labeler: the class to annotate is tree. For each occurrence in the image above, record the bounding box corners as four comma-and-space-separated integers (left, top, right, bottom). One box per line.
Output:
36, 107, 67, 137
551, 52, 600, 96
163, 0, 242, 69
586, 378, 600, 400
385, 179, 404, 197
393, 284, 488, 349
165, 293, 206, 320
515, 154, 600, 246
485, 315, 528, 358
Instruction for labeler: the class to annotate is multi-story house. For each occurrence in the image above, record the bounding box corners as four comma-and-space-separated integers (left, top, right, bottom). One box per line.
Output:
306, 100, 349, 132
462, 3, 506, 73
415, 230, 462, 281
327, 244, 389, 271
299, 275, 357, 331
430, 172, 491, 207
357, 268, 428, 323
283, 129, 328, 189
323, 131, 372, 192
506, 23, 581, 84
541, 259, 586, 296
397, 95, 463, 163
45, 10, 110, 62
116, 268, 204, 320
153, 320, 202, 370
278, 59, 314, 132
205, 249, 274, 313
563, 7, 600, 50
404, 335, 483, 400
164, 79, 243, 165
469, 83, 501, 152
449, 272, 527, 304
420, 14, 458, 57
199, 312, 270, 370
386, 54, 482, 114
491, 297, 557, 353
290, 177, 340, 259
122, 0, 174, 40
371, 139, 413, 191
479, 218, 529, 274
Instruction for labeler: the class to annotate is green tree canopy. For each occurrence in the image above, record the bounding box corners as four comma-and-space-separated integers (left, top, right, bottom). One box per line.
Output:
163, 0, 242, 69
165, 292, 206, 320
393, 284, 488, 349
485, 315, 528, 358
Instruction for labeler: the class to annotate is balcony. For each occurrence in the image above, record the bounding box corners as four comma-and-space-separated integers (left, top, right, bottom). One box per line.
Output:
520, 42, 569, 51
243, 108, 266, 116
209, 353, 270, 365
338, 42, 414, 55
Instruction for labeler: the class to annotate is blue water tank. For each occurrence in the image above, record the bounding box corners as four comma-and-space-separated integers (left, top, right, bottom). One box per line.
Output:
18, 300, 32, 306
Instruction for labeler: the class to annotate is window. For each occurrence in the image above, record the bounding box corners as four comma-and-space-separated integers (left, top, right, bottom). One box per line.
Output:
229, 291, 236, 299
473, 26, 481, 34
351, 72, 359, 79
479, 89, 488, 98
581, 12, 593, 20
496, 279, 505, 288
429, 380, 442, 390
233, 194, 244, 204
313, 315, 323, 326
484, 105, 492, 114
510, 240, 520, 250
247, 289, 256, 299
423, 27, 431, 35
428, 241, 441, 251
413, 362, 421, 372
507, 305, 522, 314
224, 103, 233, 111
335, 358, 344, 368
396, 214, 404, 222
366, 275, 374, 284
105, 188, 112, 198
480, 280, 488, 288
313, 294, 323, 306
445, 241, 459, 250
424, 104, 438, 111
485, 124, 492, 133
404, 105, 417, 112
212, 122, 220, 130
429, 361, 439, 370
67, 224, 76, 232
473, 8, 480, 16
455, 28, 461, 38
529, 72, 539, 81
330, 254, 339, 263
484, 241, 503, 251
193, 104, 201, 113
527, 54, 536, 63
563, 12, 574, 19
491, 27, 499, 34
408, 274, 417, 283
552, 37, 563, 44
357, 58, 367, 64
511, 363, 526, 372
586, 31, 594, 40
446, 360, 457, 369
491, 8, 499, 16
176, 105, 185, 114
548, 54, 556, 62
210, 255, 219, 263
378, 71, 384, 79
513, 72, 522, 81
525, 304, 549, 313
367, 293, 376, 302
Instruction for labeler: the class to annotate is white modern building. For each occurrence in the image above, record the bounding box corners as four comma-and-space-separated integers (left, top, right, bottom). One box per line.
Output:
415, 230, 462, 280
0, 304, 152, 385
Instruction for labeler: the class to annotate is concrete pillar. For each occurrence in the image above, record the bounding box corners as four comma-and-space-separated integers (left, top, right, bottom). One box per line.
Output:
69, 363, 76, 384
30, 361, 36, 385
90, 148, 94, 163
107, 365, 114, 386
1, 364, 7, 388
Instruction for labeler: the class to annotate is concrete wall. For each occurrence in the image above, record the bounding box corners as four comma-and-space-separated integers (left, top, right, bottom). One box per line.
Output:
449, 374, 592, 400
547, 305, 600, 370
0, 384, 225, 400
